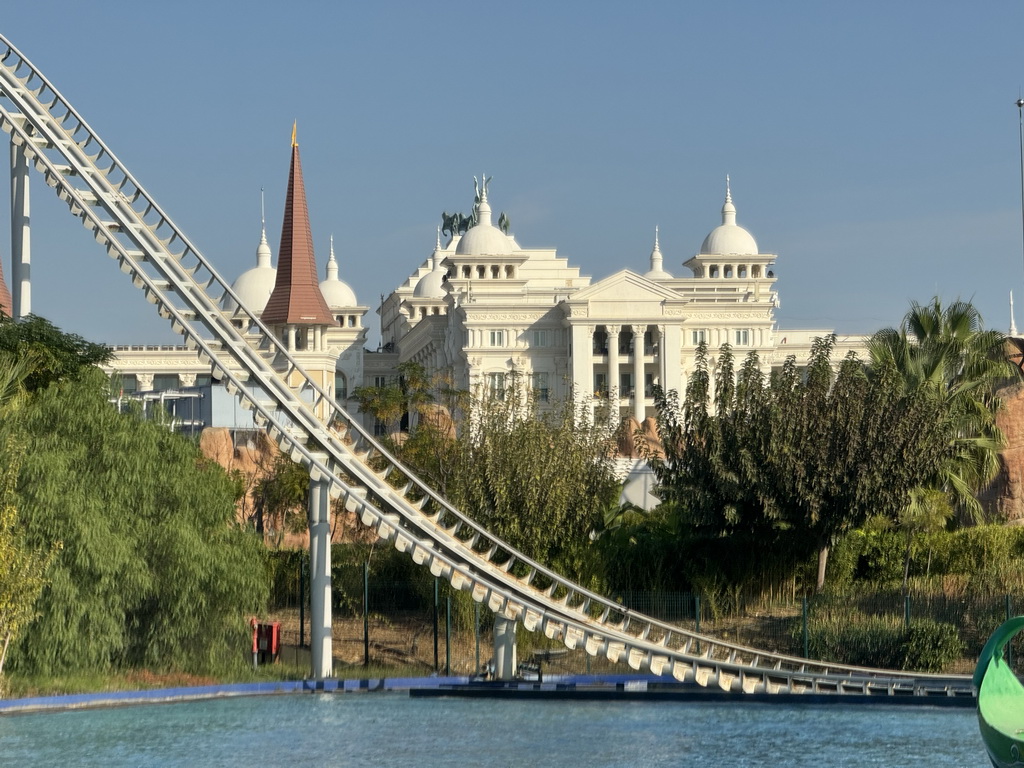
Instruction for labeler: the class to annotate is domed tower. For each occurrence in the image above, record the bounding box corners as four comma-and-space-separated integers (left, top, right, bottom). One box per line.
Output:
683, 177, 776, 288
319, 235, 368, 407
222, 193, 277, 321
319, 235, 358, 311
644, 226, 673, 280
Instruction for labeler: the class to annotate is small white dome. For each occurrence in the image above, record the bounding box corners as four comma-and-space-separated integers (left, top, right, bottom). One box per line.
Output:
699, 179, 758, 256
223, 228, 276, 313
319, 236, 358, 308
455, 197, 514, 256
414, 254, 448, 299
320, 278, 357, 308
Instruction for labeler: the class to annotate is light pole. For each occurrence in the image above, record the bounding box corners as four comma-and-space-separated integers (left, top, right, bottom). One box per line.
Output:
1017, 98, 1024, 286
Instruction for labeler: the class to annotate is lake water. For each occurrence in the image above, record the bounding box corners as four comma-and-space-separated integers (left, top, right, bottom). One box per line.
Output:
0, 693, 985, 767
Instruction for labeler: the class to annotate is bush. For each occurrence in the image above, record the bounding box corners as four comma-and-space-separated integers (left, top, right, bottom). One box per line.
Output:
905, 619, 965, 673
804, 612, 963, 672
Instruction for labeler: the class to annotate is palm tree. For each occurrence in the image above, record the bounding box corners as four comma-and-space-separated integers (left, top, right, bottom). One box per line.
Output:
868, 297, 1014, 524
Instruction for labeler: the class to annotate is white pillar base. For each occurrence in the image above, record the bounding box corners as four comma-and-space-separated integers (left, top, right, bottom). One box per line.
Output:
493, 616, 518, 680
308, 470, 333, 679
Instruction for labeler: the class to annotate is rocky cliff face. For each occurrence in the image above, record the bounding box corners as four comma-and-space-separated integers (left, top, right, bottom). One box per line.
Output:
981, 382, 1024, 523
198, 427, 372, 545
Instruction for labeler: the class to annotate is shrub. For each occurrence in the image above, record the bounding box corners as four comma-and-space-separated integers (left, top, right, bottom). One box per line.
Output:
804, 612, 963, 672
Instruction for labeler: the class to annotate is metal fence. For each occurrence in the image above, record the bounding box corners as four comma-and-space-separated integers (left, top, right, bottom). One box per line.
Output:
263, 556, 1021, 676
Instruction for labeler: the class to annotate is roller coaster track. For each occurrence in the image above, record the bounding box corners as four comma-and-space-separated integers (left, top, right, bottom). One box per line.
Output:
0, 33, 974, 698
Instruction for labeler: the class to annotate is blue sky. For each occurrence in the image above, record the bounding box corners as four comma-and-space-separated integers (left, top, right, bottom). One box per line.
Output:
2, 1, 1023, 346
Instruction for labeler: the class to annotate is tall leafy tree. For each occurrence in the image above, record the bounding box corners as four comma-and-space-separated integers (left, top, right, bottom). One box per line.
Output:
645, 338, 953, 593
0, 351, 57, 687
0, 314, 111, 392
448, 376, 620, 583
868, 297, 1014, 522
3, 367, 267, 675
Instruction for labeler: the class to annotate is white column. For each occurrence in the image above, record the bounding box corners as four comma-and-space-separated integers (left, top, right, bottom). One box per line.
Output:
570, 324, 594, 419
10, 137, 30, 319
663, 325, 683, 396
607, 324, 620, 416
632, 324, 646, 422
308, 469, 333, 679
492, 615, 517, 681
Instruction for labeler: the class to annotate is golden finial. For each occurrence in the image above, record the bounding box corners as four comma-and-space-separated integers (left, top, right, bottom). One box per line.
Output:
291, 121, 298, 147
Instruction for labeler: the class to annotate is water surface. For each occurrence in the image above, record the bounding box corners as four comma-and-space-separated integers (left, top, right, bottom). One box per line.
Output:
0, 693, 984, 767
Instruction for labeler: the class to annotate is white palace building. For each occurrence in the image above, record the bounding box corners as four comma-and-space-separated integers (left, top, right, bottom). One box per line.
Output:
100, 139, 865, 435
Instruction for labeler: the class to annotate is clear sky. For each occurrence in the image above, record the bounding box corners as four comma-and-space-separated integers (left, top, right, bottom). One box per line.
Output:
2, 1, 1023, 347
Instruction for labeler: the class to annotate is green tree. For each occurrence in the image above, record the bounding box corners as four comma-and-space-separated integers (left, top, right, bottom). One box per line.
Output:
4, 367, 267, 675
868, 297, 1013, 523
645, 338, 953, 593
0, 351, 58, 688
357, 366, 619, 584
0, 314, 111, 392
447, 376, 620, 583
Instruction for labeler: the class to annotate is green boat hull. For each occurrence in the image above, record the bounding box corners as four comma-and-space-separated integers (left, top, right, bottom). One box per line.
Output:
975, 616, 1024, 768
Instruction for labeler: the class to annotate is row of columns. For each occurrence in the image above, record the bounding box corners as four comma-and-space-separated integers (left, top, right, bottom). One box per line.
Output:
571, 323, 682, 422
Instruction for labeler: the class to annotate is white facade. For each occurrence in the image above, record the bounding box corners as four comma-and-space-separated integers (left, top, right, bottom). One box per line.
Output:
369, 178, 864, 427
106, 178, 866, 430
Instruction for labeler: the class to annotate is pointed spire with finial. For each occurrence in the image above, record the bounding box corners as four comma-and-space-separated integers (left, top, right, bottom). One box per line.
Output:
256, 187, 272, 268
261, 123, 337, 326
645, 224, 672, 279
722, 174, 737, 226
325, 234, 339, 282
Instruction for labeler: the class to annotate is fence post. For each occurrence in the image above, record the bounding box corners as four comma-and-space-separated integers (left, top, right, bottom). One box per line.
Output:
363, 560, 369, 668
433, 578, 440, 672
1007, 594, 1014, 668
802, 597, 809, 659
446, 595, 452, 676
299, 551, 306, 649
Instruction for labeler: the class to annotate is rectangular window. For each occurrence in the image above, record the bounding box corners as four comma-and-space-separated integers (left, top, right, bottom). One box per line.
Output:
531, 372, 549, 402
735, 329, 750, 346
487, 372, 506, 401
153, 373, 179, 391
531, 329, 551, 347
489, 330, 505, 347
620, 372, 633, 397
594, 372, 607, 398
691, 329, 707, 346
373, 375, 389, 388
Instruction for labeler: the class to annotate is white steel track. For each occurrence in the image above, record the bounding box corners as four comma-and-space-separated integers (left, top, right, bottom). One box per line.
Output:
0, 33, 974, 698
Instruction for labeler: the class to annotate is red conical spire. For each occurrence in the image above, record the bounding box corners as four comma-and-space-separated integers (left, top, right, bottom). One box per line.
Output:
262, 125, 336, 326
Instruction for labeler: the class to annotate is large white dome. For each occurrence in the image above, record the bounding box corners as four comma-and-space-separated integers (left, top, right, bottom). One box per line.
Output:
455, 198, 514, 256
699, 181, 759, 256
700, 224, 758, 256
